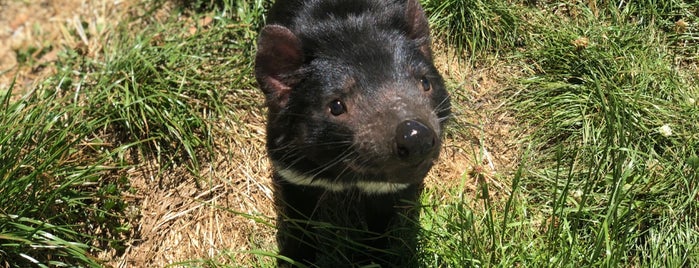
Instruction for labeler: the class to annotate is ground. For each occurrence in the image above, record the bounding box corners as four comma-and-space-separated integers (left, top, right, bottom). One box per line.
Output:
0, 0, 519, 266
1, 0, 123, 97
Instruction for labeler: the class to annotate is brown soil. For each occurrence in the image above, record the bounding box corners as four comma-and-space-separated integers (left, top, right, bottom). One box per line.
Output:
0, 1, 521, 266
430, 46, 523, 198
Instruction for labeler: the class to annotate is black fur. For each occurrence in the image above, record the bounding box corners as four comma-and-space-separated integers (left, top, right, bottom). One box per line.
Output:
255, 0, 450, 266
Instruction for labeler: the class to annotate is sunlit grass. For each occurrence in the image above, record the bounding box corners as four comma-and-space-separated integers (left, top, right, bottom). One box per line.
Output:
417, 0, 699, 267
1, 0, 697, 267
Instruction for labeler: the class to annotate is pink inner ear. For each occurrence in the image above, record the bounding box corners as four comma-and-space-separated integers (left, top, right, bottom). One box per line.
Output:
405, 0, 430, 40
404, 0, 433, 60
257, 25, 303, 76
255, 25, 303, 110
264, 76, 292, 107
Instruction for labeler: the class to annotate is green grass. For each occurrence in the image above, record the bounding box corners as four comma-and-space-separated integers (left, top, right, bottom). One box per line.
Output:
419, 1, 699, 267
423, 0, 522, 57
0, 0, 265, 266
1, 0, 698, 267
0, 78, 130, 266
84, 0, 264, 174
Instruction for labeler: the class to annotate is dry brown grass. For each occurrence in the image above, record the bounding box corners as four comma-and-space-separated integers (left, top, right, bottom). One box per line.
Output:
430, 45, 523, 191
0, 0, 137, 97
113, 114, 277, 266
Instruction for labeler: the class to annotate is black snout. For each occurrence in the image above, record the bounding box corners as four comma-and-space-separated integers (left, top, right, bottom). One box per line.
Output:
395, 120, 437, 164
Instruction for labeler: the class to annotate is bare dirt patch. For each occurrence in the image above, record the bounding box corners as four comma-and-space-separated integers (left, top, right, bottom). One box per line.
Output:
0, 0, 133, 97
429, 47, 522, 199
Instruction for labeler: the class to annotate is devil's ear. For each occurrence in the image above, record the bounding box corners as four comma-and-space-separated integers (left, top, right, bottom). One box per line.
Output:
404, 0, 433, 60
254, 25, 304, 112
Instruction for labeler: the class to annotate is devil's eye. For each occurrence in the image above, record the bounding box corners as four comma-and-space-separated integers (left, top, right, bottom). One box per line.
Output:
329, 99, 346, 116
420, 76, 431, 91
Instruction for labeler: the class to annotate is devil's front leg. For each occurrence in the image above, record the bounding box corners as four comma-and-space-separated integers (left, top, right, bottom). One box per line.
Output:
274, 176, 323, 266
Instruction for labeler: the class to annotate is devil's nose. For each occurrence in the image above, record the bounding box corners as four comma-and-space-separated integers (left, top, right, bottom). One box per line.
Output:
395, 120, 437, 164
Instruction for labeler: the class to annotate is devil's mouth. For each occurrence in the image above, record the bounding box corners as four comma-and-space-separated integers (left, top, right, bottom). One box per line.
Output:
342, 156, 435, 184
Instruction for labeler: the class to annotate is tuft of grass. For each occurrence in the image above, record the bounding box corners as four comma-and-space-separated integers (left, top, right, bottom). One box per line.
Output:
417, 1, 698, 267
0, 78, 131, 267
1, 0, 268, 265
85, 0, 265, 175
418, 144, 537, 267
423, 0, 522, 57
507, 2, 699, 267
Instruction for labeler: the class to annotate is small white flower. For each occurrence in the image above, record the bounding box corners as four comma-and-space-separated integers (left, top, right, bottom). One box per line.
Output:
689, 97, 696, 105
659, 124, 672, 137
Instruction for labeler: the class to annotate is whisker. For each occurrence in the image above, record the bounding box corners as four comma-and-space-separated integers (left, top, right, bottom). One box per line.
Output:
308, 147, 355, 179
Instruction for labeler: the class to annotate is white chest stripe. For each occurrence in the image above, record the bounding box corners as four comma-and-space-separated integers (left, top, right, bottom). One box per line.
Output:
276, 168, 411, 194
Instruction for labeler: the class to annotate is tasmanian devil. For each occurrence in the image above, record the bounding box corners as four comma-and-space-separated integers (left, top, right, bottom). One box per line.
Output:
254, 0, 450, 266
